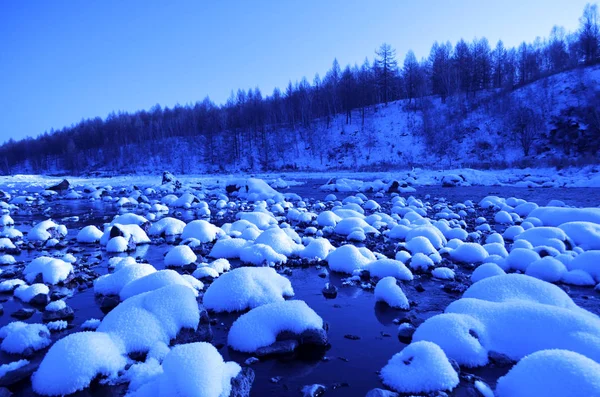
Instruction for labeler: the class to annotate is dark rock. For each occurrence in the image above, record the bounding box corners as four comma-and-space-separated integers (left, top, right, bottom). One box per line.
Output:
109, 226, 125, 239
244, 357, 259, 366
322, 283, 338, 299
365, 388, 400, 397
162, 171, 176, 185
0, 361, 38, 387
226, 184, 240, 194
443, 282, 468, 294
0, 304, 3, 316
301, 384, 326, 397
449, 358, 461, 375
344, 334, 361, 340
48, 179, 70, 192
489, 351, 515, 367
42, 306, 74, 322
30, 293, 49, 306
98, 295, 120, 313
0, 387, 11, 397
270, 376, 282, 384
229, 367, 255, 397
300, 328, 328, 347
331, 382, 349, 390
397, 323, 415, 344
173, 309, 213, 344
256, 340, 298, 357
11, 308, 35, 320
415, 283, 425, 292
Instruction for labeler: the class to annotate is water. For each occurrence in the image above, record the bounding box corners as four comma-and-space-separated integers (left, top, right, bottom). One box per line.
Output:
1, 182, 599, 396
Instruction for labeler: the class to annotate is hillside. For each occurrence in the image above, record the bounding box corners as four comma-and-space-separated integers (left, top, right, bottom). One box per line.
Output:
5, 65, 600, 175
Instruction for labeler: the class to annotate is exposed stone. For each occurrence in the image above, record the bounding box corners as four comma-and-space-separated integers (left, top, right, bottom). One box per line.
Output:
29, 293, 49, 306
42, 306, 74, 322
255, 340, 298, 357
229, 367, 255, 397
365, 388, 400, 397
11, 308, 35, 320
0, 361, 38, 387
48, 179, 70, 192
322, 283, 338, 299
302, 384, 326, 397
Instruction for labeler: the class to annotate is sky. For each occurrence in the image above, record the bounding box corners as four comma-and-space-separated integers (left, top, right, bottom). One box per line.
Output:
0, 0, 591, 142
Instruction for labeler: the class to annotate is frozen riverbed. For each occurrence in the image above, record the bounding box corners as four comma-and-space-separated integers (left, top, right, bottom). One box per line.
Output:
0, 174, 599, 396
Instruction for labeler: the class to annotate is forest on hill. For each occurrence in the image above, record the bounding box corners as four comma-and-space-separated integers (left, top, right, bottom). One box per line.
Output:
1, 4, 600, 175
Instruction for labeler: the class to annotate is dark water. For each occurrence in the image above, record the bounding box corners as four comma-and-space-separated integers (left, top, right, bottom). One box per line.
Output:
1, 182, 600, 396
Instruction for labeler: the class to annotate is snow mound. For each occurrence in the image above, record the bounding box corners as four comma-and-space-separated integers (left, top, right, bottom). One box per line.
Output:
449, 243, 488, 263
380, 341, 459, 394
24, 256, 73, 285
94, 261, 157, 296
568, 251, 600, 282
129, 342, 241, 397
120, 269, 201, 300
528, 207, 600, 226
300, 238, 335, 260
28, 219, 67, 242
253, 227, 304, 256
235, 178, 284, 202
326, 244, 375, 274
14, 283, 49, 303
0, 321, 51, 354
77, 225, 104, 243
100, 223, 150, 245
496, 349, 600, 397
97, 284, 199, 353
32, 331, 127, 396
228, 300, 323, 353
471, 263, 506, 283
368, 259, 413, 281
148, 217, 186, 236
164, 245, 197, 267
209, 237, 248, 259
204, 267, 293, 312
240, 243, 287, 266
374, 277, 409, 309
181, 220, 224, 243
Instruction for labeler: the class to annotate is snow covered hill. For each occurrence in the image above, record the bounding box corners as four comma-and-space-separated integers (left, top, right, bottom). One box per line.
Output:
11, 65, 600, 175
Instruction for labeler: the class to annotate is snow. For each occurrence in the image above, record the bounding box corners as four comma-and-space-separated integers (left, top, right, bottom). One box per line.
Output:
374, 277, 409, 309
228, 300, 323, 353
28, 219, 67, 242
471, 263, 506, 283
76, 225, 103, 243
14, 283, 49, 303
94, 261, 156, 295
148, 217, 186, 236
119, 269, 201, 300
559, 221, 600, 250
409, 252, 434, 270
380, 341, 459, 394
495, 350, 600, 397
448, 243, 489, 263
106, 236, 129, 252
566, 251, 600, 282
0, 359, 29, 379
300, 238, 335, 260
237, 211, 277, 230
164, 245, 197, 267
326, 244, 376, 274
334, 217, 379, 236
253, 227, 304, 256
235, 178, 284, 202
239, 243, 287, 266
47, 320, 68, 332
367, 258, 413, 281
32, 331, 127, 396
24, 256, 73, 285
209, 237, 247, 259
432, 267, 455, 280
100, 223, 150, 246
525, 256, 567, 283
129, 342, 241, 397
97, 284, 199, 353
0, 322, 51, 354
45, 299, 66, 311
180, 220, 224, 243
0, 278, 25, 292
405, 236, 437, 255
528, 207, 600, 226
203, 267, 293, 312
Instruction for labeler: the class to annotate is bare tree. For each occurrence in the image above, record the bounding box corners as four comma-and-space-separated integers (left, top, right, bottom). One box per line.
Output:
374, 43, 398, 105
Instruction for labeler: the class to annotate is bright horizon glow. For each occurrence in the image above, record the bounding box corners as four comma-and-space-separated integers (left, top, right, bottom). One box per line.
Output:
0, 0, 591, 142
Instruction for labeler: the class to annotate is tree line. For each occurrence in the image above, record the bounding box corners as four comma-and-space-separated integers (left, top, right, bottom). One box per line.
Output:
2, 3, 600, 174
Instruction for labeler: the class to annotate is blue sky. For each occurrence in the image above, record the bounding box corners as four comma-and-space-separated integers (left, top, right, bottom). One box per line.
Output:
0, 0, 590, 142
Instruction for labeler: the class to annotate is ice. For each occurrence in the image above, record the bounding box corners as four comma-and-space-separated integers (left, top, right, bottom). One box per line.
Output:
164, 245, 197, 267
32, 332, 127, 396
495, 350, 600, 397
374, 277, 409, 309
97, 284, 199, 353
76, 225, 104, 243
94, 261, 156, 295
181, 220, 224, 243
0, 322, 51, 354
204, 267, 293, 312
228, 300, 323, 353
24, 256, 73, 285
128, 342, 241, 397
380, 341, 459, 393
326, 244, 376, 274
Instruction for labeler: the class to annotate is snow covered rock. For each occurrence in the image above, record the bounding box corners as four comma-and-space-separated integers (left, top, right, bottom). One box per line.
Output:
164, 245, 197, 267
495, 349, 600, 397
203, 267, 293, 312
28, 220, 67, 242
380, 341, 459, 394
94, 261, 156, 296
181, 220, 224, 243
129, 342, 244, 397
367, 259, 413, 281
374, 277, 409, 309
14, 283, 49, 303
97, 284, 200, 353
148, 217, 186, 236
528, 207, 600, 226
76, 225, 104, 243
119, 269, 202, 300
23, 256, 73, 285
32, 331, 127, 396
0, 322, 51, 355
228, 300, 325, 353
300, 238, 335, 260
326, 244, 375, 274
448, 243, 488, 264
